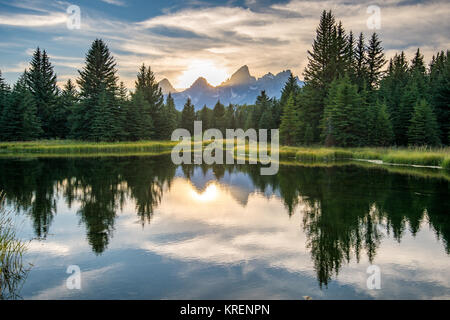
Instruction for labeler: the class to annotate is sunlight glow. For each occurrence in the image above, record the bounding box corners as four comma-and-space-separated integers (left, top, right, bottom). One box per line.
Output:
176, 60, 229, 88
191, 183, 219, 202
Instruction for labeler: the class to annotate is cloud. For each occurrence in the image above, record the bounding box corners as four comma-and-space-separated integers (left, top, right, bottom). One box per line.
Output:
100, 0, 126, 6
0, 12, 67, 27
0, 0, 449, 89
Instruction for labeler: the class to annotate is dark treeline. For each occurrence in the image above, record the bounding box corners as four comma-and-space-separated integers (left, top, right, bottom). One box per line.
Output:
0, 156, 448, 286
0, 10, 448, 146
279, 11, 449, 147
0, 40, 178, 142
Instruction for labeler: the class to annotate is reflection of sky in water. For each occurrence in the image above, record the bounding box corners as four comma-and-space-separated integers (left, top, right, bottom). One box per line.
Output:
10, 164, 450, 299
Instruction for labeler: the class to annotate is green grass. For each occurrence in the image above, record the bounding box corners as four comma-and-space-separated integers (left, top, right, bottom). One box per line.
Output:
0, 193, 29, 299
0, 140, 178, 154
1, 140, 449, 170
280, 146, 450, 169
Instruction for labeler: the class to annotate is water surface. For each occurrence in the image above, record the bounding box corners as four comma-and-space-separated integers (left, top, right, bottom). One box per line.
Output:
1, 156, 449, 299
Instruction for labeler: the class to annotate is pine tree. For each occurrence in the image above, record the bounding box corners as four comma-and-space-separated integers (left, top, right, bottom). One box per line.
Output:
200, 104, 211, 131
366, 33, 386, 91
252, 91, 272, 130
26, 48, 58, 138
304, 10, 338, 89
181, 98, 195, 135
90, 90, 117, 141
54, 79, 78, 139
429, 50, 450, 145
367, 102, 394, 146
280, 72, 300, 109
212, 100, 226, 133
332, 21, 349, 79
0, 70, 10, 123
225, 104, 236, 130
354, 33, 368, 91
135, 64, 164, 139
396, 49, 429, 145
280, 94, 299, 145
126, 90, 153, 141
322, 76, 365, 147
408, 99, 440, 146
0, 73, 42, 141
301, 10, 342, 142
259, 107, 275, 132
379, 52, 409, 145
74, 39, 120, 140
159, 93, 178, 140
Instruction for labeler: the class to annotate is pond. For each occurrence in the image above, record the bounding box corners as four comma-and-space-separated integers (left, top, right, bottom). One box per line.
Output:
1, 155, 449, 299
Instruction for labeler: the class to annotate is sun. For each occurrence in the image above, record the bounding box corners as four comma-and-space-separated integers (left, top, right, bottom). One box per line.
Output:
191, 183, 219, 202
176, 60, 229, 88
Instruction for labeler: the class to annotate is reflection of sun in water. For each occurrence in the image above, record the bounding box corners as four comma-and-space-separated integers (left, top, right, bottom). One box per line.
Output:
177, 60, 229, 88
191, 183, 218, 202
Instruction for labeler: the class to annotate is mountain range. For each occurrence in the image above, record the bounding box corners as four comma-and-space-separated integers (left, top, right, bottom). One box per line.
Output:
158, 65, 304, 110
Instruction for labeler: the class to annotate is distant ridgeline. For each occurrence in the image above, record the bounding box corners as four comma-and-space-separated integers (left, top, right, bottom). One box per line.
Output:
158, 65, 304, 111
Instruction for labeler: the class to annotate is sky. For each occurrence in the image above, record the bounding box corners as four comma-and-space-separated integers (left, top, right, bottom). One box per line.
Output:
0, 0, 449, 89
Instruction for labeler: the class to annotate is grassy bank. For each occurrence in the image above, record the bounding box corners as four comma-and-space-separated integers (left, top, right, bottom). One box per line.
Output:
279, 146, 450, 169
0, 140, 178, 154
1, 140, 449, 169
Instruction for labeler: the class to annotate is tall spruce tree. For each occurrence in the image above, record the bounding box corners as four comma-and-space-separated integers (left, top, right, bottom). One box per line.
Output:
379, 52, 409, 145
135, 64, 164, 139
304, 10, 338, 89
280, 94, 299, 145
181, 98, 195, 135
397, 49, 429, 145
0, 73, 42, 141
0, 70, 10, 122
429, 50, 450, 145
322, 76, 365, 147
26, 48, 58, 138
408, 99, 440, 146
54, 79, 78, 139
367, 102, 394, 146
366, 33, 386, 92
225, 104, 236, 130
354, 33, 368, 91
200, 104, 211, 131
212, 100, 226, 134
253, 91, 272, 130
74, 39, 120, 140
126, 90, 153, 141
159, 93, 178, 140
280, 72, 300, 108
301, 10, 343, 142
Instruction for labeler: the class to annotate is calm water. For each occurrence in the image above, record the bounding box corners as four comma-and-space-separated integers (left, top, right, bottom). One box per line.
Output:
1, 155, 449, 299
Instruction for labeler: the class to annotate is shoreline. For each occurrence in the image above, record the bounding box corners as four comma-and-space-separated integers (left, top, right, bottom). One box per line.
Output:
0, 140, 449, 170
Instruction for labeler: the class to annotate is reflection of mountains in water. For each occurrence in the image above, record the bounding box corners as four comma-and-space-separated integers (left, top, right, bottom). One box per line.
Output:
1, 156, 449, 288
176, 165, 279, 206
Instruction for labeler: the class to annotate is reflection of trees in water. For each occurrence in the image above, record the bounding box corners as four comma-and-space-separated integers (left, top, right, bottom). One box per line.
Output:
242, 164, 450, 287
0, 158, 448, 287
0, 156, 176, 254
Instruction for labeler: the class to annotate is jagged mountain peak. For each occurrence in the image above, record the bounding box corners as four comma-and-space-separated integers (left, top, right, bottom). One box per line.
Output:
167, 66, 304, 110
221, 65, 256, 87
190, 77, 212, 89
158, 78, 177, 95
